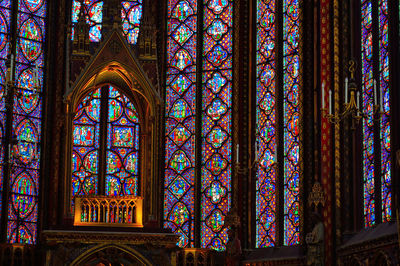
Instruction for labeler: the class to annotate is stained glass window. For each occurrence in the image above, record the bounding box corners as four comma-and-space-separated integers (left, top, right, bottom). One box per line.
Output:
164, 0, 233, 251
361, 0, 391, 227
255, 0, 277, 248
72, 89, 101, 199
282, 0, 300, 246
201, 0, 232, 251
5, 0, 47, 244
71, 86, 140, 207
0, 0, 12, 222
106, 87, 140, 196
164, 0, 198, 248
378, 0, 390, 224
71, 0, 143, 44
361, 0, 375, 227
72, 0, 103, 42
121, 1, 143, 44
256, 0, 300, 247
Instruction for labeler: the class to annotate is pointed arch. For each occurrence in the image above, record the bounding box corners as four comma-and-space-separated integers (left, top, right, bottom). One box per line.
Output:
70, 243, 153, 266
64, 30, 162, 223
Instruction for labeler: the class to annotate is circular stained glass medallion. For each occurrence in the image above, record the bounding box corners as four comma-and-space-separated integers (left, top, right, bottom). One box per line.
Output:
11, 173, 36, 218
15, 119, 38, 163
17, 68, 40, 113
19, 18, 42, 62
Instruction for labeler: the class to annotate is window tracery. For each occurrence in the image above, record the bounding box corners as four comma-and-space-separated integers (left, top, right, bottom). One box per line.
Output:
71, 86, 141, 208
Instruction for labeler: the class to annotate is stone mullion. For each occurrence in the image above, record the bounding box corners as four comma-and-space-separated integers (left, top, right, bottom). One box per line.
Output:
248, 0, 257, 249
41, 0, 67, 230
388, 0, 400, 222
302, 0, 315, 239
237, 0, 250, 250
194, 0, 203, 248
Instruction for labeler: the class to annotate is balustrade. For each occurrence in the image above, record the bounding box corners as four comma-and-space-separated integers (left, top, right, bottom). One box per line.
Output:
74, 195, 143, 227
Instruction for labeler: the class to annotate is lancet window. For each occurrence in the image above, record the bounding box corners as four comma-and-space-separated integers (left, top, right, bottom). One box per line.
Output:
0, 0, 48, 244
360, 0, 391, 227
255, 0, 301, 247
71, 86, 141, 206
164, 0, 233, 251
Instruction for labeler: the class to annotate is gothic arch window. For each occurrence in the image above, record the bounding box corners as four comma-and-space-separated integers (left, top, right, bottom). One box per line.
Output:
360, 0, 391, 227
164, 0, 233, 251
255, 0, 301, 247
71, 86, 141, 205
0, 0, 48, 244
71, 0, 143, 44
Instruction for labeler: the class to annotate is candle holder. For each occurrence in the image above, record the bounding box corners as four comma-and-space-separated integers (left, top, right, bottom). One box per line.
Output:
1, 135, 39, 166
234, 140, 278, 176
1, 54, 40, 166
234, 158, 259, 175
2, 56, 41, 104
322, 60, 383, 128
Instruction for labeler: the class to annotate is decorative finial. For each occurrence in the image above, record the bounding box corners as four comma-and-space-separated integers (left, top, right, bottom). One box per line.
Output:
349, 59, 356, 80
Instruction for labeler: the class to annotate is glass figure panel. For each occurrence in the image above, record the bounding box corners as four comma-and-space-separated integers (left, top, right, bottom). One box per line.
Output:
283, 0, 300, 245
164, 0, 198, 248
121, 1, 143, 44
256, 0, 277, 248
71, 0, 103, 42
7, 0, 47, 244
0, 0, 11, 222
201, 0, 233, 251
105, 86, 140, 196
71, 89, 101, 206
361, 0, 375, 227
378, 0, 391, 223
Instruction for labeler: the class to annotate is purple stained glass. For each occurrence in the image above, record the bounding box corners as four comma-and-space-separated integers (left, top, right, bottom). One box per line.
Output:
71, 86, 141, 207
0, 0, 11, 223
201, 0, 232, 251
283, 0, 300, 245
17, 12, 45, 66
361, 0, 375, 227
378, 0, 391, 223
106, 86, 140, 196
71, 89, 101, 202
6, 0, 47, 244
121, 1, 143, 44
256, 0, 277, 248
22, 0, 45, 14
71, 0, 103, 42
164, 0, 197, 248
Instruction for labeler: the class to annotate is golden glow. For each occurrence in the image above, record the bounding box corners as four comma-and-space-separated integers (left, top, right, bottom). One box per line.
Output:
74, 195, 143, 227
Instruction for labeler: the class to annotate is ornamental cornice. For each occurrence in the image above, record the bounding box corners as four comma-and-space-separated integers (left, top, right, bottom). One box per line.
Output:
42, 230, 179, 248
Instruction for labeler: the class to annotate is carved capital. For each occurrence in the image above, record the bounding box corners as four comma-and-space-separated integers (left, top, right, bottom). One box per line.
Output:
308, 182, 326, 208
